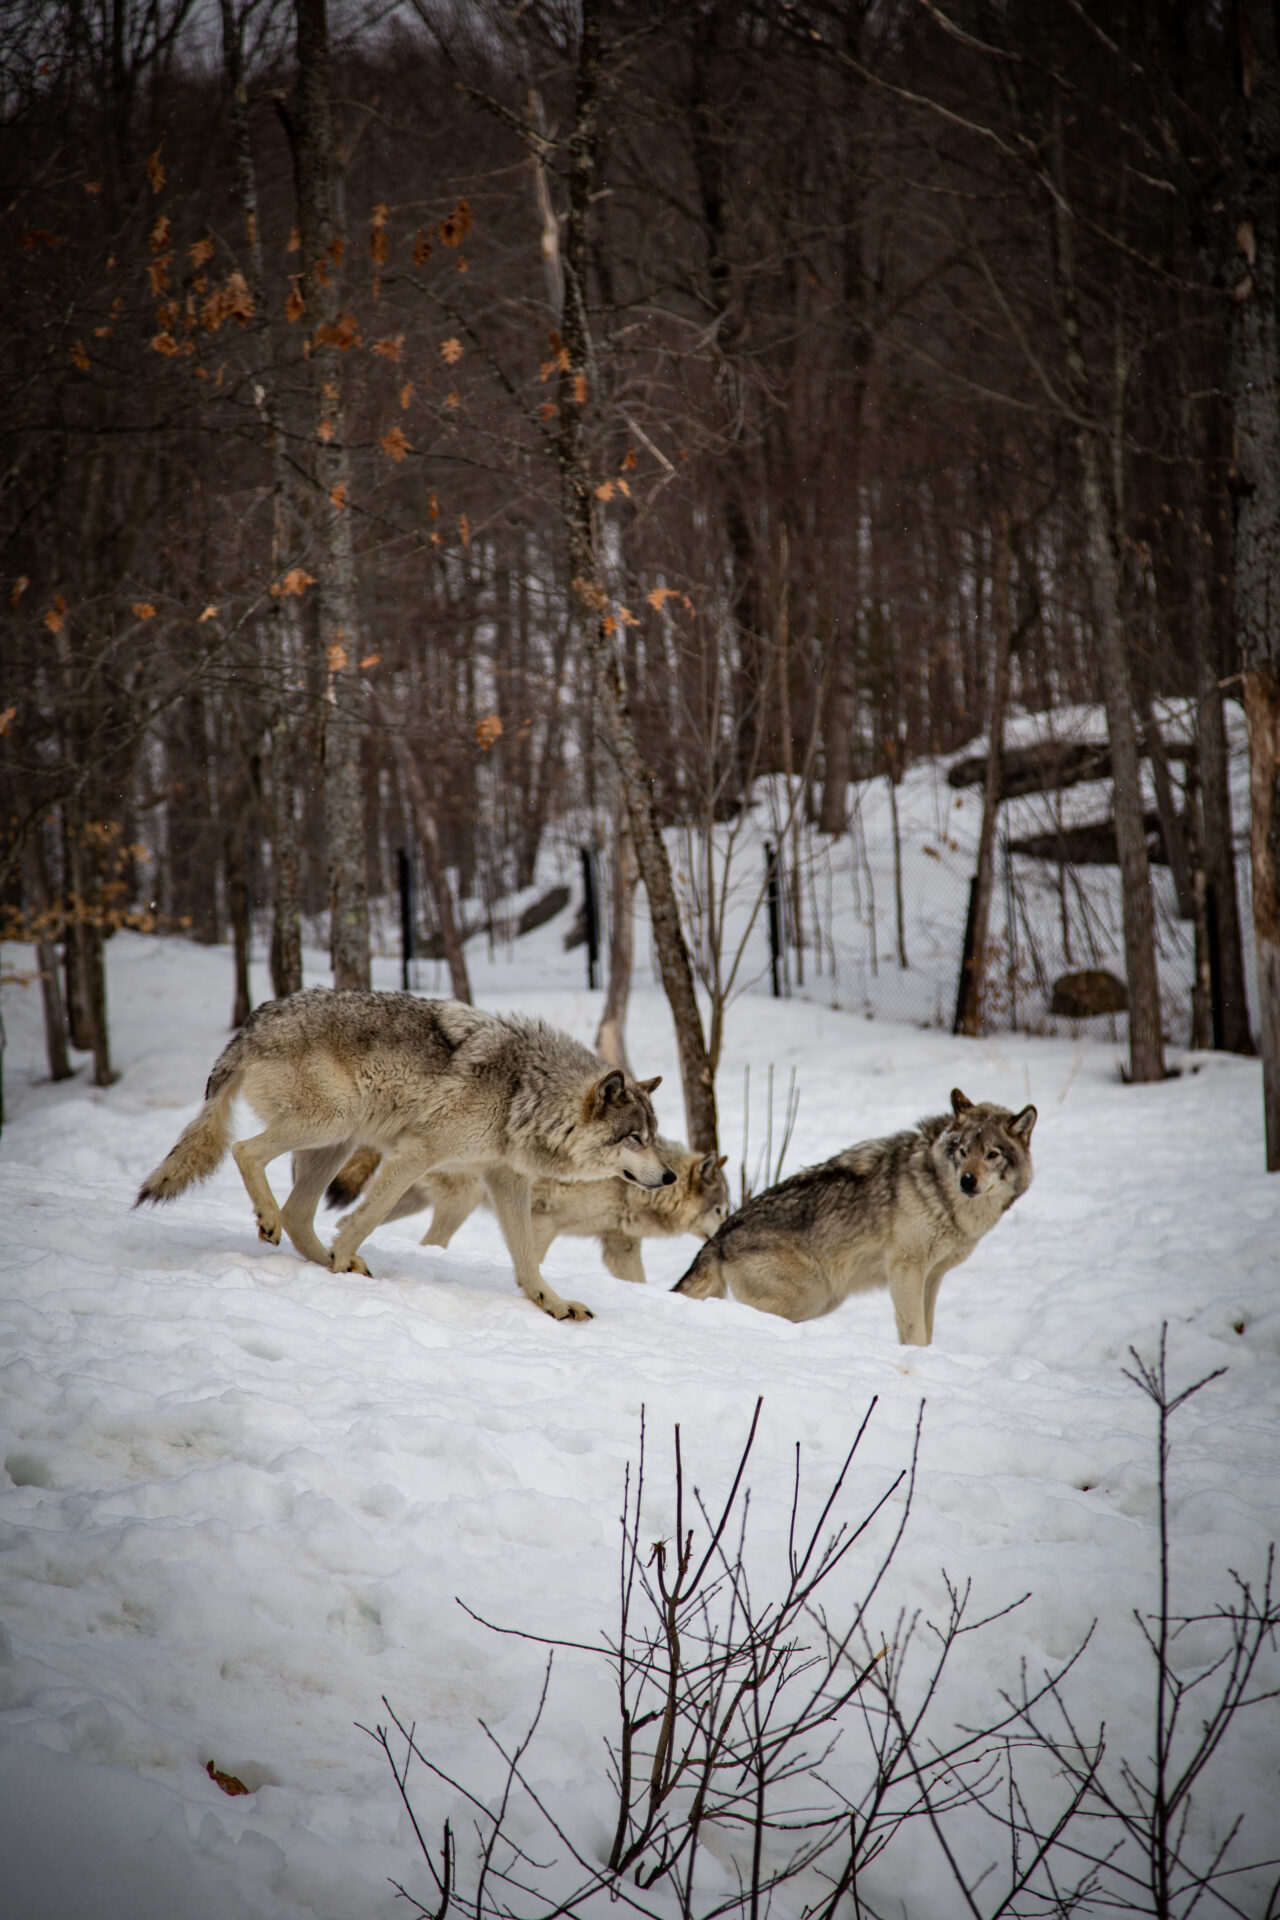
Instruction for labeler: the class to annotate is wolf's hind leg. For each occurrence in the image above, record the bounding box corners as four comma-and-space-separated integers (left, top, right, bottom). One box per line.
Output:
419, 1172, 482, 1247
482, 1167, 592, 1322
231, 1123, 321, 1248
327, 1149, 436, 1274
601, 1231, 646, 1284
282, 1142, 357, 1267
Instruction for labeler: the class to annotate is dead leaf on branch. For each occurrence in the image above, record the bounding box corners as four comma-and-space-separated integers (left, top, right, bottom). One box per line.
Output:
11, 576, 29, 610
70, 341, 90, 371
285, 281, 305, 323
330, 483, 347, 511
44, 596, 67, 633
287, 228, 301, 253
413, 229, 432, 268
188, 236, 215, 268
573, 576, 610, 614
439, 198, 472, 247
149, 215, 171, 253
458, 514, 470, 546
271, 569, 315, 598
573, 373, 588, 404
327, 643, 348, 672
372, 335, 404, 362
475, 713, 502, 750
440, 336, 463, 365
314, 312, 361, 351
360, 653, 380, 669
0, 705, 16, 736
594, 480, 615, 502
147, 254, 172, 296
317, 419, 334, 443
380, 425, 411, 463
131, 603, 157, 620
198, 605, 218, 622
399, 382, 413, 410
146, 146, 166, 194
151, 330, 180, 356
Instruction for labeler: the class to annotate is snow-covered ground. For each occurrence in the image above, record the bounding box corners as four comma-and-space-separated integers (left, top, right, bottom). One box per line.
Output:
1, 927, 1276, 1919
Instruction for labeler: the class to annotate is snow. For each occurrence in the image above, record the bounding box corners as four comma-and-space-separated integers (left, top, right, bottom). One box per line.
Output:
1, 922, 1277, 1919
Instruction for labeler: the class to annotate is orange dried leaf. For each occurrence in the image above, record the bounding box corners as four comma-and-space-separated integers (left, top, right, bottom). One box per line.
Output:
188, 236, 215, 268
326, 643, 348, 672
380, 425, 411, 463
617, 606, 640, 626
314, 312, 361, 351
440, 337, 463, 365
147, 255, 172, 296
458, 513, 470, 547
131, 602, 157, 620
0, 704, 15, 736
474, 713, 503, 750
223, 270, 254, 323
84, 179, 103, 195
330, 483, 347, 511
372, 335, 404, 362
360, 653, 381, 669
621, 445, 637, 471
456, 256, 468, 273
370, 230, 388, 267
70, 341, 90, 371
601, 613, 617, 635
371, 201, 388, 230
287, 227, 301, 253
11, 575, 29, 610
151, 330, 180, 356
573, 373, 588, 404
198, 605, 218, 622
413, 229, 432, 268
44, 603, 65, 633
146, 146, 166, 194
439, 198, 472, 247
285, 282, 305, 323
93, 325, 112, 338
646, 586, 676, 611
271, 568, 315, 598
539, 401, 556, 422
428, 491, 439, 519
317, 420, 334, 442
399, 381, 413, 410
149, 215, 171, 253
616, 478, 631, 497
445, 390, 460, 410
205, 1762, 249, 1798
594, 480, 615, 502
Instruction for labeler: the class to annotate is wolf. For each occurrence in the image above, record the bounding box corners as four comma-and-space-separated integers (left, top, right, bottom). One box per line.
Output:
672, 1090, 1035, 1345
323, 1138, 731, 1283
135, 989, 673, 1321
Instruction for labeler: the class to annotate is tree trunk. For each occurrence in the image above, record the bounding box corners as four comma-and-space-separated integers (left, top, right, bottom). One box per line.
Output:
226, 822, 252, 1028
294, 0, 369, 990
559, 0, 717, 1151
954, 515, 1014, 1035
24, 828, 73, 1082
594, 789, 635, 1073
391, 723, 472, 1005
221, 0, 304, 1003
1230, 0, 1280, 1165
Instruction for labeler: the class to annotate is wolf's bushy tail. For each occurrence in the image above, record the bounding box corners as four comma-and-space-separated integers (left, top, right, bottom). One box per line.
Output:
135, 1038, 246, 1206
671, 1241, 726, 1299
325, 1145, 381, 1211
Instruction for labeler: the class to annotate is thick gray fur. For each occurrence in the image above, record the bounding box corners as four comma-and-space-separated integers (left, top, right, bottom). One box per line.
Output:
673, 1089, 1035, 1345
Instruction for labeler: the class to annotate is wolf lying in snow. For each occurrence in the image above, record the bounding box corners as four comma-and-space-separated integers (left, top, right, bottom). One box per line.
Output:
673, 1090, 1035, 1345
323, 1138, 731, 1284
136, 989, 673, 1321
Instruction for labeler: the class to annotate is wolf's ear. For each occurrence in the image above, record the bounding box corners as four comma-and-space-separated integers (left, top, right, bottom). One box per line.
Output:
1008, 1104, 1037, 1141
716, 1153, 729, 1169
950, 1088, 973, 1116
636, 1075, 662, 1095
593, 1069, 627, 1110
697, 1152, 719, 1184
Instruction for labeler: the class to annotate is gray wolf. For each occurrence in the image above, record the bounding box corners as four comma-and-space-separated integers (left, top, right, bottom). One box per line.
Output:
672, 1090, 1035, 1345
323, 1138, 731, 1283
135, 989, 673, 1321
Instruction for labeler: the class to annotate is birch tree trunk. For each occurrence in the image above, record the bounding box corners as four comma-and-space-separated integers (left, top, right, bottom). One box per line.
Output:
1230, 0, 1280, 1166
294, 0, 369, 991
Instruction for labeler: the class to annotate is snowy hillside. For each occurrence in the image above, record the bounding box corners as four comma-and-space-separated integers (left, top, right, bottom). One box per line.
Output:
0, 929, 1276, 1919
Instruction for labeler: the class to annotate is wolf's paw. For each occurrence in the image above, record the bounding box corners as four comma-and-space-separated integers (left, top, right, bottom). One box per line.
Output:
333, 1253, 371, 1276
534, 1290, 592, 1322
256, 1217, 282, 1246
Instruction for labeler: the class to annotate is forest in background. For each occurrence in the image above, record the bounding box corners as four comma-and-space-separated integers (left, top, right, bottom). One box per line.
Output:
1, 0, 1277, 1160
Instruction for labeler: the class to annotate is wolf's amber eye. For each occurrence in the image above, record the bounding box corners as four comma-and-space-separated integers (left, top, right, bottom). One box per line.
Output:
986, 1149, 1001, 1162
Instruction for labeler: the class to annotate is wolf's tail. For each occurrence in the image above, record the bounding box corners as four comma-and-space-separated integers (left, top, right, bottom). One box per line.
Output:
134, 1038, 246, 1206
671, 1241, 726, 1299
325, 1145, 381, 1211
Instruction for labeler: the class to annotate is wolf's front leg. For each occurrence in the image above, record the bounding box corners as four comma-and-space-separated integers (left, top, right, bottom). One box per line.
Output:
600, 1231, 646, 1284
482, 1167, 592, 1321
887, 1263, 930, 1346
419, 1172, 482, 1248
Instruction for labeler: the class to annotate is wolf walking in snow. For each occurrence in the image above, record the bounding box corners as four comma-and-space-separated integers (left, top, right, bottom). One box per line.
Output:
323, 1138, 731, 1284
135, 989, 673, 1321
673, 1090, 1035, 1345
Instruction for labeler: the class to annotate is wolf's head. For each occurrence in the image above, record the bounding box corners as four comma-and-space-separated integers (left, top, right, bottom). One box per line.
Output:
933, 1088, 1036, 1211
579, 1071, 674, 1188
678, 1147, 731, 1237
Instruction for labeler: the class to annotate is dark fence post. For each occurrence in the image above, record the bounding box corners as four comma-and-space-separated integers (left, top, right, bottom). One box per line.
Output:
581, 845, 600, 990
766, 841, 783, 998
398, 846, 415, 992
952, 874, 981, 1035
